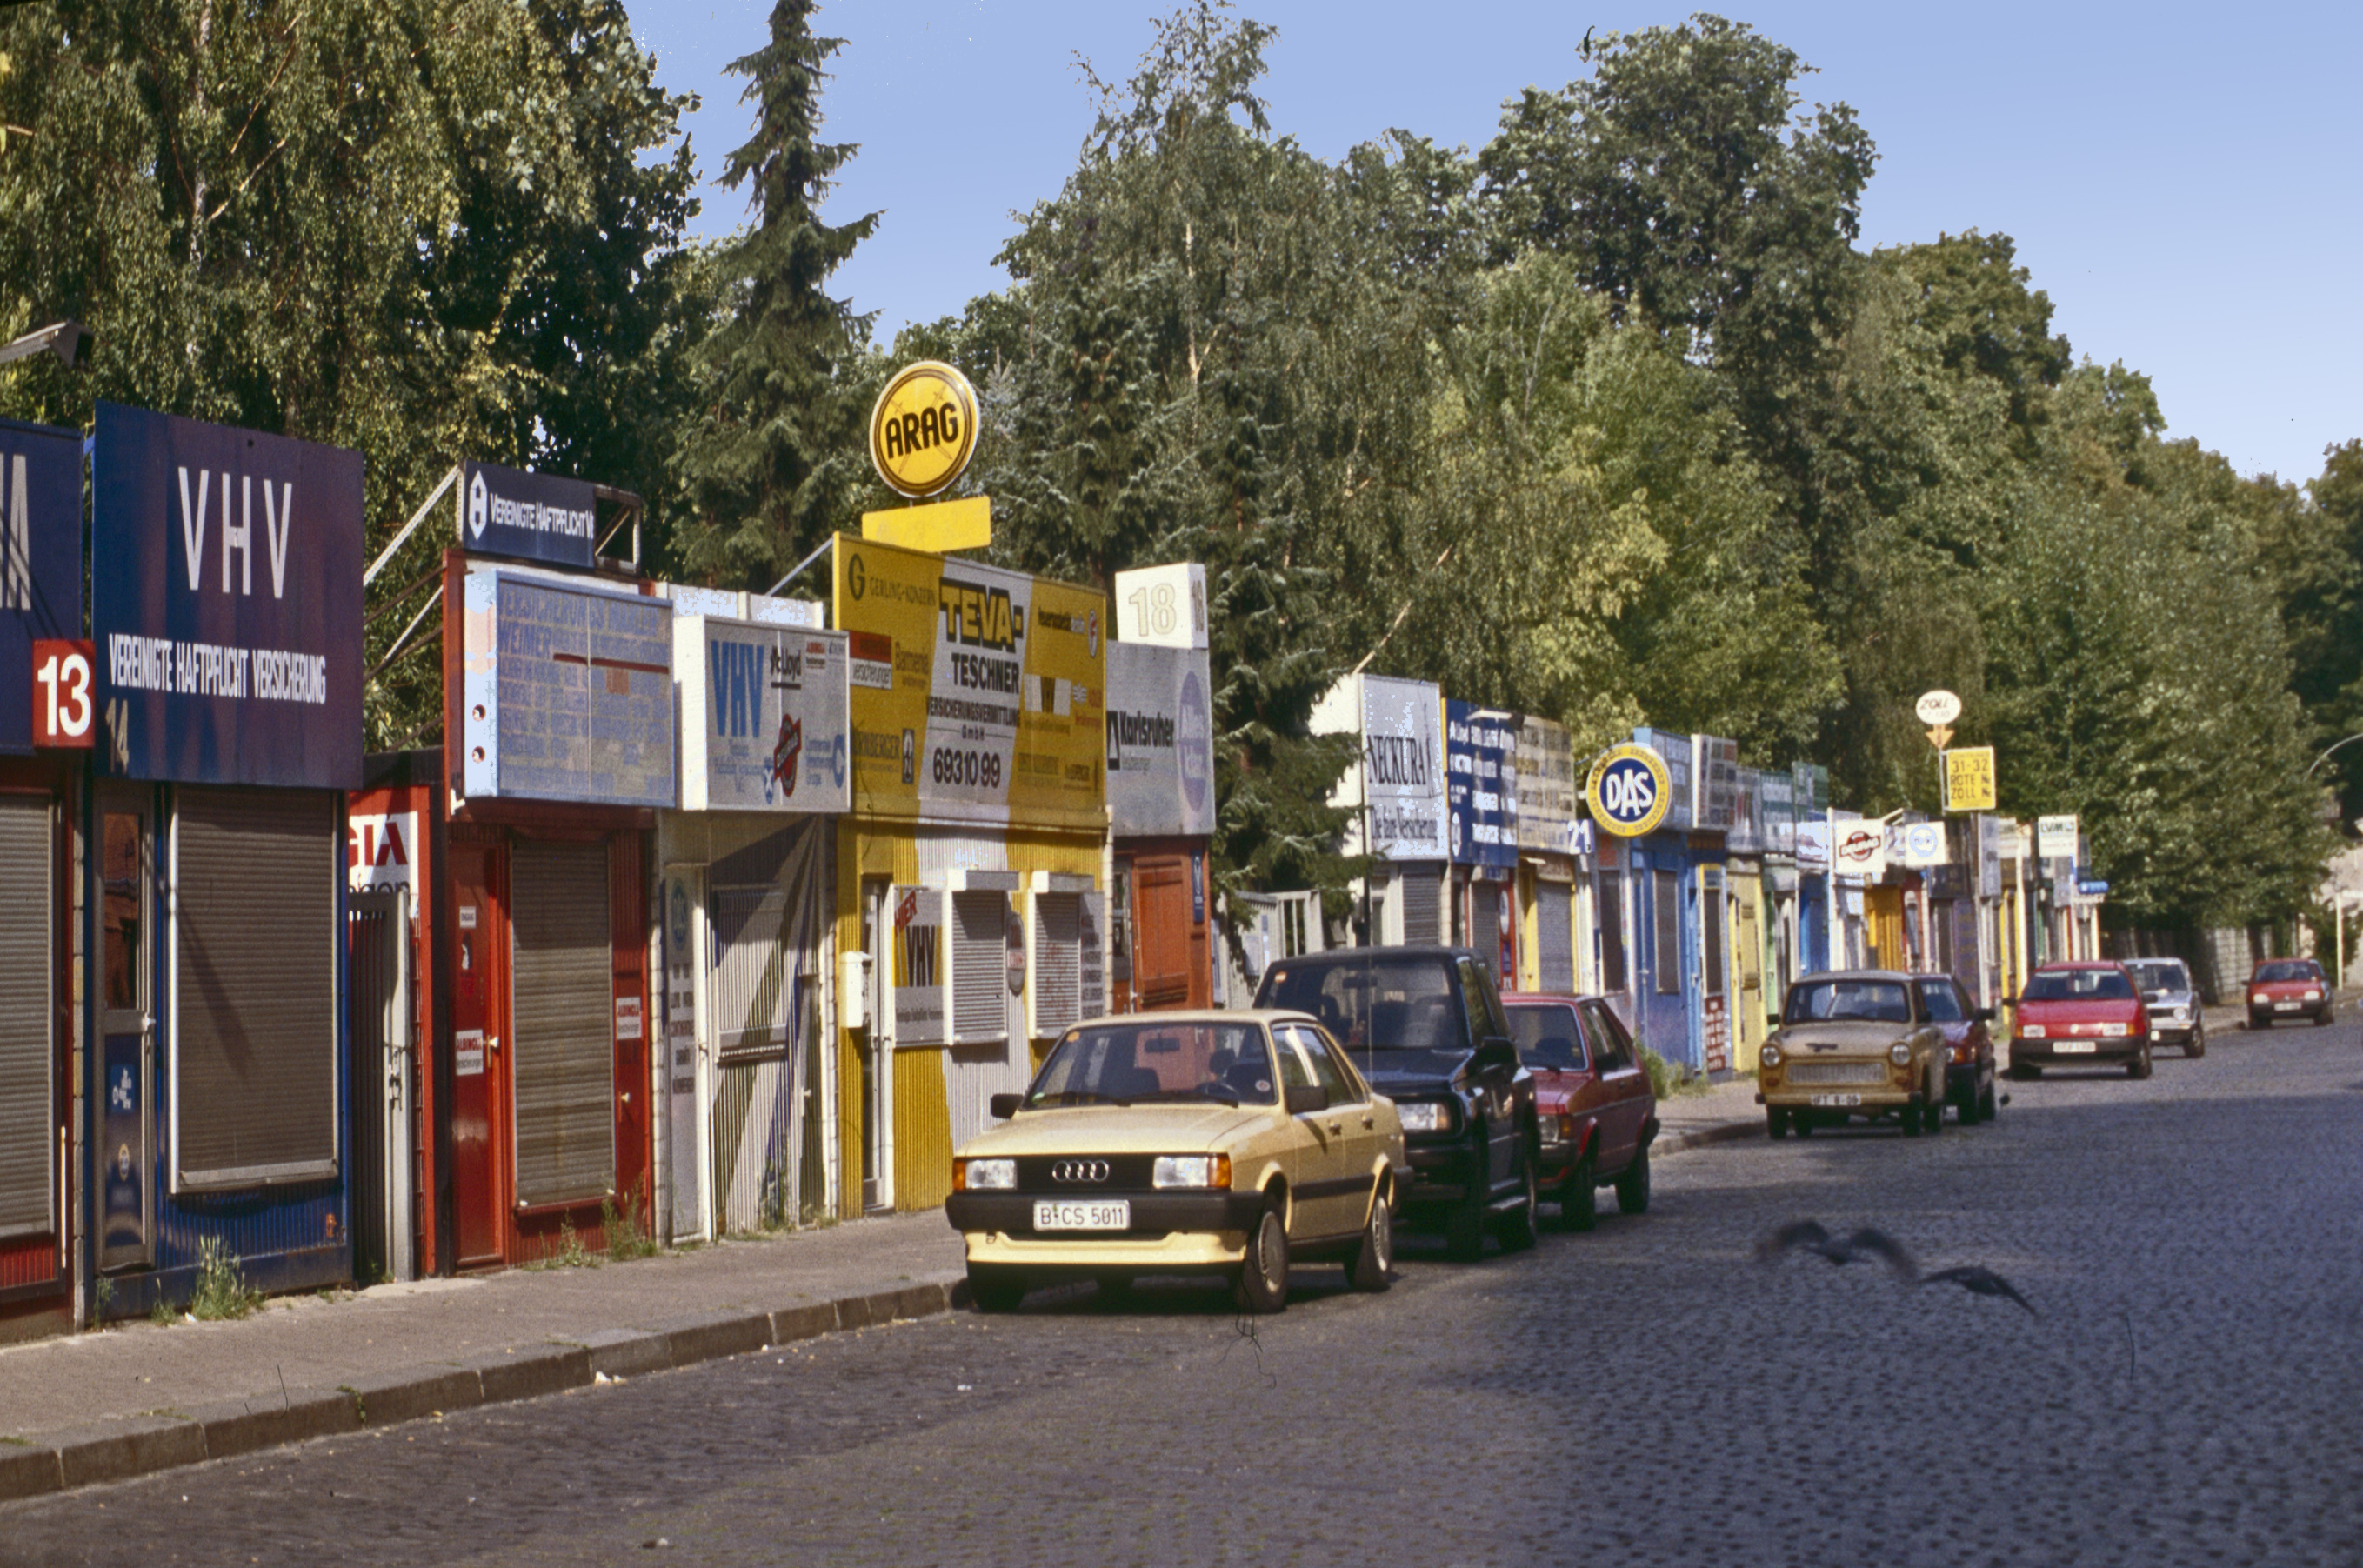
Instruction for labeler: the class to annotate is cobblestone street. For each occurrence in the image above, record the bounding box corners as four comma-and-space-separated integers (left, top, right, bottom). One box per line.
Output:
10, 1020, 2361, 1567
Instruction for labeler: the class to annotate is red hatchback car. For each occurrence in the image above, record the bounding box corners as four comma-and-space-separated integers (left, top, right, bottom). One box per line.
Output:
2246, 958, 2333, 1029
1501, 994, 1659, 1230
2008, 961, 2153, 1080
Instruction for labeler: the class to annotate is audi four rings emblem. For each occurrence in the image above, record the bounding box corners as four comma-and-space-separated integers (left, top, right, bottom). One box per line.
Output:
1051, 1160, 1110, 1184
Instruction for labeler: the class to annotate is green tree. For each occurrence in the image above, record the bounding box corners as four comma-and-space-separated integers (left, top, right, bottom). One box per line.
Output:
670, 0, 879, 591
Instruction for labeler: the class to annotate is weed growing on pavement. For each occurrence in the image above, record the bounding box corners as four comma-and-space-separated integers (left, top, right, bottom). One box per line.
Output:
537, 1214, 598, 1270
93, 1276, 114, 1317
602, 1192, 658, 1262
148, 1295, 174, 1327
1640, 1045, 1712, 1100
190, 1236, 262, 1320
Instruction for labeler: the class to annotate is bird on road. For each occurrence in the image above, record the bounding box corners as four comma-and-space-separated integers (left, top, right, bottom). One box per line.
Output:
1919, 1264, 2038, 1316
1755, 1219, 1918, 1284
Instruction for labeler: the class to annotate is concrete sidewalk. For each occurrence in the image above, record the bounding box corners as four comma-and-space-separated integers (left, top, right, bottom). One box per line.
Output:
0, 1086, 1776, 1505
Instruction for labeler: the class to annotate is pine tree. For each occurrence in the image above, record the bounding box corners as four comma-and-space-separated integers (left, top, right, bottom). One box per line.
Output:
672, 0, 878, 587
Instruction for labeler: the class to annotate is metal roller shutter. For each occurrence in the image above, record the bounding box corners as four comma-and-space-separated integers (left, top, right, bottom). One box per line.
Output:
951, 891, 1006, 1044
1538, 883, 1574, 992
1031, 893, 1081, 1038
173, 788, 338, 1190
710, 884, 790, 1058
511, 840, 615, 1207
1399, 865, 1442, 946
0, 796, 50, 1237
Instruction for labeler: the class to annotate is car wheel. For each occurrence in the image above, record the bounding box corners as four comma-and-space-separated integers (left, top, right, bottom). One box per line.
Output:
1925, 1086, 1946, 1134
1766, 1106, 1790, 1139
1958, 1083, 1981, 1126
1793, 1111, 1815, 1137
1901, 1097, 1924, 1137
967, 1264, 1027, 1315
1234, 1202, 1291, 1314
1347, 1187, 1393, 1292
2249, 1012, 2268, 1031
1565, 1162, 1599, 1231
1979, 1076, 1999, 1123
2128, 1042, 2153, 1080
1614, 1145, 1652, 1216
2009, 1063, 2040, 1081
2319, 1008, 2334, 1027
2187, 1024, 2206, 1059
1495, 1144, 1539, 1252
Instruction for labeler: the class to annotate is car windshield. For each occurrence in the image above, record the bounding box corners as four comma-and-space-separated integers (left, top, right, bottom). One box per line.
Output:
1027, 1022, 1278, 1107
1258, 956, 1470, 1073
2025, 969, 2134, 1002
2256, 962, 2318, 984
1506, 1004, 1587, 1071
1916, 983, 1966, 1023
1785, 979, 1912, 1024
2126, 961, 2188, 994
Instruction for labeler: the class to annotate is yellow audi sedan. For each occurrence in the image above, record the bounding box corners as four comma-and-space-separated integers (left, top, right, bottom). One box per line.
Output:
947, 1011, 1409, 1314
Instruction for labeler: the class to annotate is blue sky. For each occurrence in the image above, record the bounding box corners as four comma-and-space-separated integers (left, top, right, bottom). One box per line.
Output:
626, 2, 2360, 488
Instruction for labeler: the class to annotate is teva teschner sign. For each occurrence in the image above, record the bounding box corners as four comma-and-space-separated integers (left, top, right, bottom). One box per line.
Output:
1586, 742, 1672, 838
0, 417, 84, 755
869, 360, 980, 499
91, 403, 364, 789
460, 458, 597, 570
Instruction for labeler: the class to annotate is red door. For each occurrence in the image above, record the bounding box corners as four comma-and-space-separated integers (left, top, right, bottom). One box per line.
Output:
449, 843, 509, 1266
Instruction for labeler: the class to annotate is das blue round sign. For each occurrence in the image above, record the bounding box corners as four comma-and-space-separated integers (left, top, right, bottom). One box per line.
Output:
1586, 744, 1672, 838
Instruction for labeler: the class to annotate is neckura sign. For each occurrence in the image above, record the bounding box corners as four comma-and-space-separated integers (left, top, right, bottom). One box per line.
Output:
0, 417, 84, 755
91, 403, 364, 788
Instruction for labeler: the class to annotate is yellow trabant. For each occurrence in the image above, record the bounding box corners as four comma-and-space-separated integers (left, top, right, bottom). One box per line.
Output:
947, 1011, 1408, 1314
1756, 970, 1948, 1138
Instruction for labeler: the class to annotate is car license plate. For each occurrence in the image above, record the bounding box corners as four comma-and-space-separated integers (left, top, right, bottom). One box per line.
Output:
1808, 1093, 1862, 1107
1034, 1200, 1130, 1231
2054, 1041, 2096, 1053
2276, 1000, 2301, 1011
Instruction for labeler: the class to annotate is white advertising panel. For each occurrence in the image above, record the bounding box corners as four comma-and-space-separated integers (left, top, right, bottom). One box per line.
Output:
1105, 641, 1215, 837
1515, 717, 1579, 855
1359, 675, 1447, 861
676, 614, 850, 813
1111, 562, 1208, 650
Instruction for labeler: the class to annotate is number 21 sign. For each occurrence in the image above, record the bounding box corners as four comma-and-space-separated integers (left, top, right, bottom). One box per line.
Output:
31, 638, 94, 748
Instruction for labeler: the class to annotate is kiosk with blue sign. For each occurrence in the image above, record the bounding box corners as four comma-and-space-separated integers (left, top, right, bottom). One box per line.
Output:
1446, 701, 1519, 987
87, 403, 364, 1318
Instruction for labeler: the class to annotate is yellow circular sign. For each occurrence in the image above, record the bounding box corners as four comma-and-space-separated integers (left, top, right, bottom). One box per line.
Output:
869, 361, 979, 498
1585, 743, 1672, 838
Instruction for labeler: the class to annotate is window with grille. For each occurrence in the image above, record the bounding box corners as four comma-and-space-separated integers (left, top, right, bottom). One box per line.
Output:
951, 891, 1008, 1044
1031, 892, 1082, 1037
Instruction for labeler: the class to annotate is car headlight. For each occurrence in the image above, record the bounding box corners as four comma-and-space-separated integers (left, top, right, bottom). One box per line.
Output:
2097, 1022, 2130, 1038
1397, 1101, 1454, 1134
2251, 992, 2268, 1005
2306, 990, 2323, 1002
1760, 1043, 1782, 1068
1889, 1043, 1913, 1066
2019, 1024, 2048, 1040
1152, 1154, 1231, 1190
1538, 1114, 1566, 1146
955, 1157, 1015, 1191
2170, 1005, 2188, 1021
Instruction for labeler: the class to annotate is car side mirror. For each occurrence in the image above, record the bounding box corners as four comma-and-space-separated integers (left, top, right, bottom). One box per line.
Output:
1473, 1037, 1518, 1077
989, 1092, 1024, 1120
1973, 1008, 1994, 1024
1284, 1084, 1329, 1115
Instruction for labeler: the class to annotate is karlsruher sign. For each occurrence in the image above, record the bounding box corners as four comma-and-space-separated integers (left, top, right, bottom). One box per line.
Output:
1106, 641, 1215, 838
0, 417, 84, 755
462, 459, 597, 570
92, 404, 363, 788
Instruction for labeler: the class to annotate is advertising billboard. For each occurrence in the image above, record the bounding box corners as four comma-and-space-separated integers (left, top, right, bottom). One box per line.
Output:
460, 459, 597, 570
0, 418, 83, 756
676, 614, 850, 813
91, 403, 363, 787
459, 567, 673, 807
1632, 726, 1694, 834
1105, 641, 1215, 838
1445, 700, 1519, 868
1357, 675, 1446, 861
1514, 716, 1578, 856
831, 535, 1105, 831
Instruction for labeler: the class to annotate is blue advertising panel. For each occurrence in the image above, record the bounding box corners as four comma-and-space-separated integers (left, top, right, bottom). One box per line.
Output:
91, 403, 363, 787
1445, 700, 1519, 868
461, 459, 597, 570
0, 417, 84, 755
461, 567, 673, 806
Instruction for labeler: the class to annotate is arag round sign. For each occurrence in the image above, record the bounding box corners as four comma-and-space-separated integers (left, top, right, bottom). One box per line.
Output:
1586, 743, 1672, 838
869, 360, 980, 498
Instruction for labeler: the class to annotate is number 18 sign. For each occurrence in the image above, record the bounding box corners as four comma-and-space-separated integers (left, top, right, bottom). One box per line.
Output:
31, 638, 95, 748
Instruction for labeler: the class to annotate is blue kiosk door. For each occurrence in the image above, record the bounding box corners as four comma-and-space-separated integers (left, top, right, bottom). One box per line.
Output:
97, 792, 151, 1272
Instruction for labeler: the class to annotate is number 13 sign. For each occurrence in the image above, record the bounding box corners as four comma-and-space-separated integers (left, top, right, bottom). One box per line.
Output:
31, 639, 95, 748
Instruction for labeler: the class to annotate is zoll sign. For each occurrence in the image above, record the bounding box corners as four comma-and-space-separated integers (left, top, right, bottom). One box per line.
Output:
1586, 743, 1672, 838
869, 361, 980, 499
1915, 689, 1962, 726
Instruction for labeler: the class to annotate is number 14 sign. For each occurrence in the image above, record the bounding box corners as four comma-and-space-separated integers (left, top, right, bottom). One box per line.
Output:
31, 638, 94, 748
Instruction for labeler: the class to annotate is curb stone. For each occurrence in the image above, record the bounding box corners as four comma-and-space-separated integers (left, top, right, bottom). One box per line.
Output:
345, 1364, 483, 1427
48, 1414, 207, 1489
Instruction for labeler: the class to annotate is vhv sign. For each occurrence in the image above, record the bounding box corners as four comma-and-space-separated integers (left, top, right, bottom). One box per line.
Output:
462, 459, 597, 570
675, 614, 850, 812
1445, 700, 1519, 868
91, 404, 363, 787
0, 418, 84, 756
461, 568, 672, 806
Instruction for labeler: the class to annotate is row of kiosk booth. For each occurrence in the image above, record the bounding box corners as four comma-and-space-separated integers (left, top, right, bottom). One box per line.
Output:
0, 401, 1221, 1341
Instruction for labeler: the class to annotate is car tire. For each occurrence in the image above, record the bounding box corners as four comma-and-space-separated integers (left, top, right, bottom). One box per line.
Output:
1614, 1145, 1652, 1216
1901, 1097, 1924, 1137
1347, 1187, 1393, 1293
2319, 1008, 2334, 1027
2009, 1063, 2040, 1081
1565, 1162, 1599, 1231
1958, 1084, 1981, 1126
1496, 1144, 1539, 1252
1979, 1078, 1999, 1123
2187, 1024, 2206, 1059
1793, 1111, 1814, 1137
1925, 1087, 1945, 1134
2128, 1041, 2153, 1080
1766, 1107, 1790, 1139
1234, 1202, 1291, 1314
2249, 1012, 2268, 1031
967, 1264, 1027, 1315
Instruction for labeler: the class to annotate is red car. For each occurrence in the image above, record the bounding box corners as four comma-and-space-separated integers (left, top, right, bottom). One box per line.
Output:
1913, 973, 1999, 1124
2246, 958, 2333, 1028
1502, 993, 1658, 1230
2008, 961, 2153, 1080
